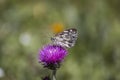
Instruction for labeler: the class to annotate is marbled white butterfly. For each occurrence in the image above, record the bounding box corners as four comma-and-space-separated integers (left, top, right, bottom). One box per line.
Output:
51, 28, 78, 48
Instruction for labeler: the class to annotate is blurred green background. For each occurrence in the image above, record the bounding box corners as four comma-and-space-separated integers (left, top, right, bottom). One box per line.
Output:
0, 0, 120, 80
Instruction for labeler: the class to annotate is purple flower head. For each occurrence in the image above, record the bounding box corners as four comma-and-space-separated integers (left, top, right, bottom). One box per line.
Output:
39, 44, 68, 70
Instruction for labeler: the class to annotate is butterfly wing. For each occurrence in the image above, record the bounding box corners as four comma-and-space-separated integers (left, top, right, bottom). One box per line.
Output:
51, 28, 78, 48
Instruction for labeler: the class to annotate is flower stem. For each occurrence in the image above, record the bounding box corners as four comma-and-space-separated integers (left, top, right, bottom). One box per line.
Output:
52, 70, 57, 80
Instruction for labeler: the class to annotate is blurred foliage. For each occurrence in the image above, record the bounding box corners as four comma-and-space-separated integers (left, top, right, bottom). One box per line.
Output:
0, 0, 120, 80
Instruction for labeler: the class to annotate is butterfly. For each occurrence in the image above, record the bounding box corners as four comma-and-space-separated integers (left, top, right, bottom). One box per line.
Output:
51, 28, 78, 48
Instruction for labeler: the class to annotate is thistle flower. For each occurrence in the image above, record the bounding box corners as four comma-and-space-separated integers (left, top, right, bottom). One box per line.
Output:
39, 44, 67, 70
42, 76, 51, 80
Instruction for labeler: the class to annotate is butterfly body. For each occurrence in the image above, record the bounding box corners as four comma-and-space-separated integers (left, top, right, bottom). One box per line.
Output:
51, 28, 78, 48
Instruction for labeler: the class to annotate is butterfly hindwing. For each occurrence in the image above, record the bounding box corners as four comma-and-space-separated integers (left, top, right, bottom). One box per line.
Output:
51, 28, 78, 48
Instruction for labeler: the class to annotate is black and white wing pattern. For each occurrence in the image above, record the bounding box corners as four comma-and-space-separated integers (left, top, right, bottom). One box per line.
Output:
51, 28, 78, 48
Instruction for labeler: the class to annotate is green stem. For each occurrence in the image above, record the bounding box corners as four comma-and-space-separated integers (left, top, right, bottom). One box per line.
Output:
52, 70, 57, 80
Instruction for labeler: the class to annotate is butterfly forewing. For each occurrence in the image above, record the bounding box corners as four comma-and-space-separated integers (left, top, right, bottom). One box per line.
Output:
51, 28, 78, 48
